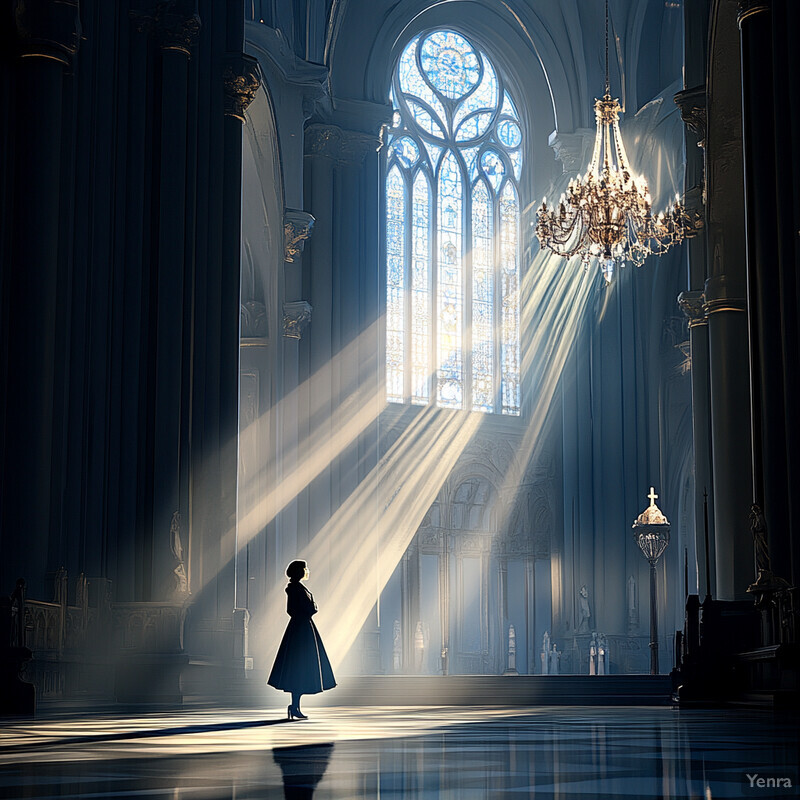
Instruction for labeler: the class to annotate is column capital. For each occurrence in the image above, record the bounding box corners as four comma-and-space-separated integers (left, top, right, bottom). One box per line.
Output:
131, 1, 201, 57
737, 0, 770, 27
283, 301, 313, 340
223, 54, 262, 122
13, 0, 81, 66
674, 85, 707, 148
304, 123, 380, 165
283, 209, 315, 263
703, 275, 747, 315
678, 290, 707, 328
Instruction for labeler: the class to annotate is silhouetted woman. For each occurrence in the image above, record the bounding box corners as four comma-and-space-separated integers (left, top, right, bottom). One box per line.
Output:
268, 560, 336, 719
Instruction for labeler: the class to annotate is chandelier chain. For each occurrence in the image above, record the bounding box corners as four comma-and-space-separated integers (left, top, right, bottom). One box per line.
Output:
605, 0, 610, 96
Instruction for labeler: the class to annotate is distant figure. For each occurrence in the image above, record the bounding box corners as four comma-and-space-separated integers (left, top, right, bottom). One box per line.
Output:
749, 503, 771, 574
268, 560, 336, 720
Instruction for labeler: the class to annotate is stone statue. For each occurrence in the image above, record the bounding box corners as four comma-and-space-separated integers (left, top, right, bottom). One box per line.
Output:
504, 623, 518, 675
542, 630, 551, 674
597, 633, 608, 675
170, 511, 189, 598
578, 585, 591, 633
589, 631, 597, 675
548, 643, 561, 675
414, 621, 425, 672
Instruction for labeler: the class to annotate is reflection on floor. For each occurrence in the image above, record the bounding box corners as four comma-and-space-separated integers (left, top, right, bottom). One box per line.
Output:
1, 705, 798, 798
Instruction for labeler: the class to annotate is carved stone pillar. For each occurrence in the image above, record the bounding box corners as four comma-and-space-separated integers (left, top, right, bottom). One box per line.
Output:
2, 0, 80, 596
678, 291, 715, 597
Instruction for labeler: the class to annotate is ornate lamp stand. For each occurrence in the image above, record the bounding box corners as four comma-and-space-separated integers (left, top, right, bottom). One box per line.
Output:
632, 488, 671, 674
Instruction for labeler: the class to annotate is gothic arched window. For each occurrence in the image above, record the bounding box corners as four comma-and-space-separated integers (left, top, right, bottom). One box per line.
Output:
385, 30, 522, 416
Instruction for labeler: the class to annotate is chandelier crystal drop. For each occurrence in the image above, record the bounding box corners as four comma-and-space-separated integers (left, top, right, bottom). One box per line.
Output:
535, 0, 691, 283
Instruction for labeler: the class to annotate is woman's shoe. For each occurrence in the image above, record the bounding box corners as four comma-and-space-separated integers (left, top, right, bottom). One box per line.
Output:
288, 705, 308, 720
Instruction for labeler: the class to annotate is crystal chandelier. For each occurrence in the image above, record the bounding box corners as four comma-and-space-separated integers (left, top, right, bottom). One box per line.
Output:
535, 0, 690, 283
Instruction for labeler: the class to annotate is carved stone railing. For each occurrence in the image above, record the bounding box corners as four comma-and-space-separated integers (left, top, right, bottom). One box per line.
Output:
4, 573, 194, 706
5, 572, 258, 708
112, 602, 187, 653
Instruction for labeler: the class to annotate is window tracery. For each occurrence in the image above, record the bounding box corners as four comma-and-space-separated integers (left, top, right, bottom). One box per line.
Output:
385, 29, 523, 415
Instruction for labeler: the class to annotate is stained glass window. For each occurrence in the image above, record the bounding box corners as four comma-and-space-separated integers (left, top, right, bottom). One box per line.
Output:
471, 181, 494, 412
411, 172, 432, 404
500, 183, 520, 415
385, 29, 524, 415
386, 166, 405, 403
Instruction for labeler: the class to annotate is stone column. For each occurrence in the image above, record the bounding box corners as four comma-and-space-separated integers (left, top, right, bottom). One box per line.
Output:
678, 292, 716, 597
703, 0, 753, 600
440, 533, 450, 675
526, 557, 536, 674
218, 51, 261, 615
675, 78, 714, 599
737, 0, 793, 581
703, 280, 752, 600
135, 1, 202, 600
2, 0, 80, 597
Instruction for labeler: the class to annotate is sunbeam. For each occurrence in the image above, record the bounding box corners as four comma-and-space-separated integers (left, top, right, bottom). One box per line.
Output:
257, 404, 484, 669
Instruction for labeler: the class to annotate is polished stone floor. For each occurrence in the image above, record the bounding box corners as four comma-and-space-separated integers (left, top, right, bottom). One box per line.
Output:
0, 705, 798, 798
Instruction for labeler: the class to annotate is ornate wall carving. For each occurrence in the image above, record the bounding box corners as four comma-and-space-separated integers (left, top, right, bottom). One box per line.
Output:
674, 85, 707, 147
283, 209, 315, 262
223, 54, 262, 122
283, 300, 312, 339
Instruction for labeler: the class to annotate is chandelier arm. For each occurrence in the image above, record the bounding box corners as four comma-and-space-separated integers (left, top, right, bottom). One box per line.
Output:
611, 118, 632, 175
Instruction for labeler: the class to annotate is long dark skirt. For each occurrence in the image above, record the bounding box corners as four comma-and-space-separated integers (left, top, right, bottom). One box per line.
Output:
268, 617, 336, 695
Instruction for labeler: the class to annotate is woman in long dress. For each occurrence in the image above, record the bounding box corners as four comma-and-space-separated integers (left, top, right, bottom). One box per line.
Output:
268, 560, 336, 719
